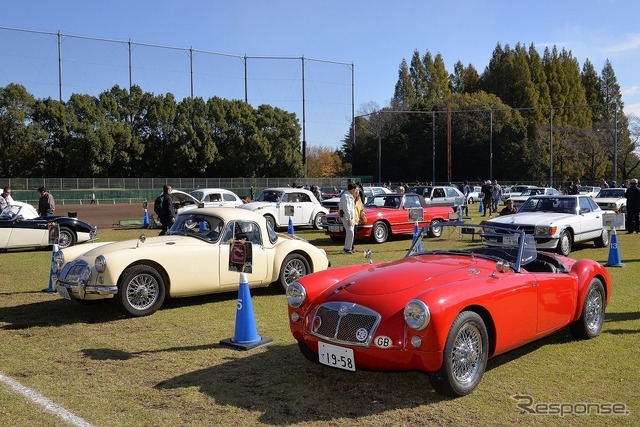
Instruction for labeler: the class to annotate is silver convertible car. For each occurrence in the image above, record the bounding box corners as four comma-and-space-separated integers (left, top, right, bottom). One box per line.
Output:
486, 195, 610, 256
52, 208, 330, 316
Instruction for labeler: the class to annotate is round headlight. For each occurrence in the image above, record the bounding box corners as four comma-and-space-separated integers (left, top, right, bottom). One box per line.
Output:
80, 266, 91, 284
94, 255, 106, 273
286, 282, 306, 308
51, 251, 64, 273
404, 299, 431, 330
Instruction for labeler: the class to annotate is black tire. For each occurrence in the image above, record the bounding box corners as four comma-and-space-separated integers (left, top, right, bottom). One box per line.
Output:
468, 198, 474, 204
428, 311, 489, 397
313, 212, 324, 230
329, 235, 342, 242
371, 221, 389, 244
556, 230, 572, 256
58, 226, 76, 249
117, 265, 166, 317
427, 219, 443, 238
297, 342, 320, 364
264, 215, 276, 230
594, 229, 609, 248
570, 278, 606, 339
277, 254, 310, 291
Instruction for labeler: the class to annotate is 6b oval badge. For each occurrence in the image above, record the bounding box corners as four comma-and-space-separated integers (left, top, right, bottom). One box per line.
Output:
374, 336, 392, 348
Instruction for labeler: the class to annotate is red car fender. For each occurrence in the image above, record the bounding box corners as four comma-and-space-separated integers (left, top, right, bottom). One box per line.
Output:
570, 259, 612, 322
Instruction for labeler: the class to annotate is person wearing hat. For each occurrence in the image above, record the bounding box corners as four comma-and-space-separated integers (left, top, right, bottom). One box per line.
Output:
624, 178, 640, 234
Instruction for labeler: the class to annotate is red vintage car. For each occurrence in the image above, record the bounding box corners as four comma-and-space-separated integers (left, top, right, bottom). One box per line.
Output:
320, 193, 455, 243
286, 223, 611, 396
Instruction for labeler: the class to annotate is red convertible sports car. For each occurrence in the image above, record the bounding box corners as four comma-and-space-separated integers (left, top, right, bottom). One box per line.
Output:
320, 193, 455, 243
287, 223, 612, 396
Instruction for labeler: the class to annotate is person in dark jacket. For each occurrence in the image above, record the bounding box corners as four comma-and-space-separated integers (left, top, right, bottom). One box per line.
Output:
624, 178, 640, 233
481, 180, 493, 217
37, 187, 55, 217
158, 184, 176, 236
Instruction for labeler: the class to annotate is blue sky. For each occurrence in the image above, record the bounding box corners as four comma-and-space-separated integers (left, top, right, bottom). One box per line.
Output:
2, 0, 639, 150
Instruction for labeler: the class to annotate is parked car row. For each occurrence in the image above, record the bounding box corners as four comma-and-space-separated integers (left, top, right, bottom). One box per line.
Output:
35, 186, 613, 398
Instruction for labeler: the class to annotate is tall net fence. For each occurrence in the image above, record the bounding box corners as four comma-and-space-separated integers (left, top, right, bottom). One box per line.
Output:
0, 26, 354, 150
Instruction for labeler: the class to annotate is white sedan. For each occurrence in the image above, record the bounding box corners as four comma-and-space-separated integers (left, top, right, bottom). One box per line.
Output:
594, 188, 626, 213
321, 186, 392, 212
52, 208, 330, 317
189, 188, 244, 207
486, 195, 609, 256
509, 187, 561, 209
238, 187, 328, 230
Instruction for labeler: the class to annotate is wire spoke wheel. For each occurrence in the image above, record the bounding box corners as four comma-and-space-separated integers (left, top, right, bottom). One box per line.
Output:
451, 324, 483, 384
126, 273, 160, 310
585, 285, 604, 333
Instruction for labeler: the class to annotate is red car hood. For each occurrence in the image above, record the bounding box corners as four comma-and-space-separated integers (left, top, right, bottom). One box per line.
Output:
324, 255, 482, 298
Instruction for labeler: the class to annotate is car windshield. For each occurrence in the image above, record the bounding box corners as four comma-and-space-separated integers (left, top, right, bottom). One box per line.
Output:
406, 223, 536, 272
257, 190, 283, 202
365, 194, 402, 208
519, 197, 577, 214
596, 189, 625, 198
190, 190, 204, 201
0, 205, 21, 219
519, 188, 543, 196
169, 213, 225, 242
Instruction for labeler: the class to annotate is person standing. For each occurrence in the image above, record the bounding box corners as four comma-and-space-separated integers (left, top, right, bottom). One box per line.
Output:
339, 183, 357, 254
491, 180, 502, 212
624, 178, 640, 234
481, 180, 493, 217
462, 180, 470, 217
37, 187, 55, 217
158, 185, 176, 236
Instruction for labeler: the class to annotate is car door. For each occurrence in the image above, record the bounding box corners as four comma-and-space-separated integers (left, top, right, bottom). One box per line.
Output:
429, 187, 446, 206
277, 192, 305, 225
535, 274, 577, 334
577, 196, 605, 241
296, 192, 315, 225
6, 218, 49, 249
206, 192, 225, 207
219, 220, 269, 287
222, 192, 241, 207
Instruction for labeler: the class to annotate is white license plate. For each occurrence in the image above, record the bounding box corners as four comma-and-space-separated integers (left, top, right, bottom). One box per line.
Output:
57, 284, 71, 300
318, 342, 355, 371
328, 225, 343, 233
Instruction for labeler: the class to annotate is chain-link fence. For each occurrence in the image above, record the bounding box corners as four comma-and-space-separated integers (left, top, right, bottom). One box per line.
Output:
4, 177, 359, 205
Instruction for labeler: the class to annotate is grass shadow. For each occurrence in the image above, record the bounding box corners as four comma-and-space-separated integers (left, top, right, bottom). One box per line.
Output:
155, 343, 448, 425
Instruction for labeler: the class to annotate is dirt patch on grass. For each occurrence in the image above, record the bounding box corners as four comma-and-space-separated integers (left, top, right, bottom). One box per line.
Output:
56, 202, 147, 229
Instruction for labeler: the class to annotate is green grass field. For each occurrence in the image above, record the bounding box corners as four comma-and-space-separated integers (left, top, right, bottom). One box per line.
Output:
0, 210, 638, 426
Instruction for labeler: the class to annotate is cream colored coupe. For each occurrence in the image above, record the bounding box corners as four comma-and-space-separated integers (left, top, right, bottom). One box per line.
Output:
52, 208, 330, 317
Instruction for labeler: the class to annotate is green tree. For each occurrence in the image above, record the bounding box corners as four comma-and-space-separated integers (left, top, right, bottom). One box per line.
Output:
0, 84, 47, 176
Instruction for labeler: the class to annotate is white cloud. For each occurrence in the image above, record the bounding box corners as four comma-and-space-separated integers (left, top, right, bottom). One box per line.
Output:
604, 33, 640, 54
624, 103, 640, 118
624, 86, 640, 97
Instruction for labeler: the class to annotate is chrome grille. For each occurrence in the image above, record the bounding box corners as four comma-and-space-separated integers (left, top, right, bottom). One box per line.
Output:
59, 260, 90, 282
311, 302, 380, 347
